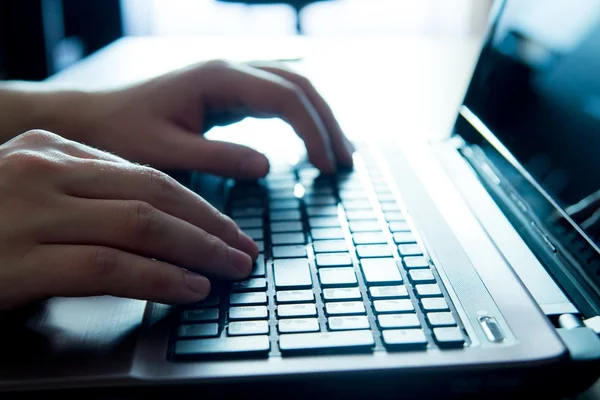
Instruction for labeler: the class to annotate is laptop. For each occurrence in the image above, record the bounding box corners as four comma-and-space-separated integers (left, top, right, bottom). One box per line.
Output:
1, 0, 600, 397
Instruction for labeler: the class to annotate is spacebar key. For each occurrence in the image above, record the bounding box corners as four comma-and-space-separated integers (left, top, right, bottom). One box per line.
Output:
175, 336, 270, 357
279, 330, 374, 354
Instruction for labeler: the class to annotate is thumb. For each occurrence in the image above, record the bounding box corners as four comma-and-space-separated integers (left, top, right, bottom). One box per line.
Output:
162, 131, 270, 179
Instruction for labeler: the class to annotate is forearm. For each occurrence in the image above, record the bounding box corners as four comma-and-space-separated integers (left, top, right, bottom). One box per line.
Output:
0, 83, 94, 143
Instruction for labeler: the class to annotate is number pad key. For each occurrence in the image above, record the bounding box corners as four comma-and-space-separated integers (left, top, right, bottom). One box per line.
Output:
229, 306, 268, 320
373, 299, 414, 313
278, 318, 320, 333
328, 316, 370, 331
228, 321, 269, 336
319, 267, 357, 287
325, 301, 366, 316
278, 303, 317, 318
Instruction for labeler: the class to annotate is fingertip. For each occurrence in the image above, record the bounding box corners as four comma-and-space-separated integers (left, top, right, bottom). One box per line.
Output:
236, 229, 260, 260
238, 153, 270, 178
183, 270, 211, 298
228, 246, 253, 278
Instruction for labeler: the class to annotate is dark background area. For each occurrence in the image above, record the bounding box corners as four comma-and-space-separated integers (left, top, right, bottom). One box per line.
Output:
0, 0, 123, 80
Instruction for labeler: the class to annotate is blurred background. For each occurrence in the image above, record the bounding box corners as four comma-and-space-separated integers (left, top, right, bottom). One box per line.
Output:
0, 0, 493, 81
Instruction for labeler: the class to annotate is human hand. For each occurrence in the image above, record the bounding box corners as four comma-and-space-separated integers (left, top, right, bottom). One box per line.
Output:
565, 190, 600, 236
60, 60, 354, 178
0, 130, 258, 311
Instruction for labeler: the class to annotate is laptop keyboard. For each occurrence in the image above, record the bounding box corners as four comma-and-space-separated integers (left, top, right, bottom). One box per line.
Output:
170, 150, 467, 359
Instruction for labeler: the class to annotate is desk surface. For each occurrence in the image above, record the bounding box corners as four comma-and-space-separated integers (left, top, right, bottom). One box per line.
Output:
46, 35, 599, 398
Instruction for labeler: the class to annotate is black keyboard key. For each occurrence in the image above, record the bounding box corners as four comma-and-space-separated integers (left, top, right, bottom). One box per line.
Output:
271, 199, 300, 210
427, 312, 457, 327
278, 318, 320, 333
361, 258, 402, 285
340, 191, 369, 201
319, 267, 357, 287
384, 212, 405, 222
311, 227, 345, 240
251, 254, 265, 277
270, 210, 301, 221
269, 189, 296, 200
228, 321, 269, 336
373, 299, 414, 313
313, 239, 348, 253
271, 221, 303, 233
408, 269, 435, 283
229, 306, 268, 320
378, 314, 421, 329
345, 210, 377, 221
398, 244, 422, 256
232, 207, 264, 218
349, 220, 381, 232
380, 203, 401, 212
231, 278, 267, 292
276, 290, 314, 303
378, 193, 396, 203
243, 228, 263, 240
235, 218, 263, 229
272, 245, 307, 258
306, 205, 338, 217
178, 323, 219, 338
421, 298, 449, 311
304, 195, 337, 206
274, 259, 312, 289
369, 285, 408, 299
315, 252, 353, 267
343, 200, 372, 210
256, 240, 265, 253
232, 197, 264, 208
229, 292, 267, 305
309, 217, 341, 228
325, 301, 366, 315
323, 287, 362, 301
415, 284, 442, 297
356, 244, 394, 258
272, 232, 305, 245
279, 330, 374, 353
433, 327, 465, 348
382, 329, 427, 350
393, 232, 417, 244
188, 295, 220, 308
175, 336, 270, 357
403, 256, 429, 268
388, 221, 410, 232
353, 232, 387, 245
181, 308, 219, 322
328, 316, 370, 331
278, 303, 317, 318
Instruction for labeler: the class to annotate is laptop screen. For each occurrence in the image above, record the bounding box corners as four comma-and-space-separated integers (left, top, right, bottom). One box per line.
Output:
458, 0, 600, 247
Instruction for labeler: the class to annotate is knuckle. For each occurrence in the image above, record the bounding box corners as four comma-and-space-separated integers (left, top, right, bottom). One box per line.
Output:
201, 59, 231, 73
0, 149, 64, 177
213, 211, 238, 240
131, 201, 162, 238
18, 129, 60, 145
143, 167, 180, 200
292, 73, 312, 90
89, 247, 119, 280
204, 233, 228, 261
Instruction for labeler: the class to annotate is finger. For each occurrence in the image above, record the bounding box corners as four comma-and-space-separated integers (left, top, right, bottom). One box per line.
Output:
566, 191, 600, 222
146, 126, 270, 179
252, 63, 355, 166
27, 244, 212, 304
194, 60, 336, 173
582, 209, 600, 236
43, 199, 253, 280
61, 159, 258, 259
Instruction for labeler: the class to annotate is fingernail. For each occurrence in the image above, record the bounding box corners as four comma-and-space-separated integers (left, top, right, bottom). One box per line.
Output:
228, 246, 252, 275
183, 271, 211, 295
237, 229, 259, 259
239, 154, 270, 178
